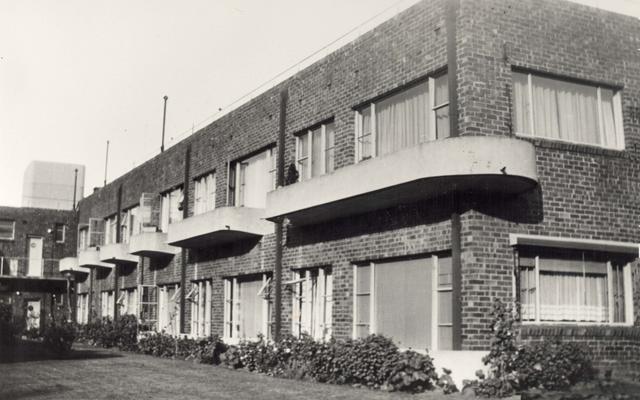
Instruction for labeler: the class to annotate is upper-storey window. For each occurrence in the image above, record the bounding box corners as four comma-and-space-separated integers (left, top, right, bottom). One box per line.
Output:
54, 223, 65, 243
121, 206, 139, 243
194, 172, 216, 215
512, 71, 624, 149
104, 215, 118, 245
296, 122, 335, 181
0, 219, 15, 240
355, 74, 449, 161
160, 187, 183, 232
518, 248, 633, 325
78, 226, 88, 250
228, 148, 276, 208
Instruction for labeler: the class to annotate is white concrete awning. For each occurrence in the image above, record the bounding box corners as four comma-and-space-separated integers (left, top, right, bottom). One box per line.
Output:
99, 243, 138, 265
509, 234, 639, 255
129, 232, 179, 257
59, 257, 90, 274
78, 247, 112, 269
266, 136, 538, 225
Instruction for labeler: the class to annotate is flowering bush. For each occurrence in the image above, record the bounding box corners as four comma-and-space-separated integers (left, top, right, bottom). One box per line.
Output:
219, 334, 437, 393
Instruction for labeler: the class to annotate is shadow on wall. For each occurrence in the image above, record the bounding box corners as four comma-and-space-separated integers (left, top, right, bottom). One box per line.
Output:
286, 185, 543, 248
189, 236, 262, 263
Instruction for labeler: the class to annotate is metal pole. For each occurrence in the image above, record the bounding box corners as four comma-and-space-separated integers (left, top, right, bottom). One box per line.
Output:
72, 168, 78, 209
104, 140, 110, 186
161, 96, 168, 153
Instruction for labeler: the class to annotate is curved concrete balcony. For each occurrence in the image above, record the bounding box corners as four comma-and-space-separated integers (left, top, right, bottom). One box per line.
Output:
99, 243, 138, 265
265, 136, 538, 225
167, 207, 274, 248
59, 257, 90, 274
78, 247, 112, 269
129, 232, 179, 257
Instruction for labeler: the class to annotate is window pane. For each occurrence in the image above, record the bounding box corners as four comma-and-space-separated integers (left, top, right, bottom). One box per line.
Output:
356, 324, 369, 339
612, 263, 625, 323
325, 123, 335, 173
435, 106, 450, 139
356, 265, 370, 293
438, 256, 452, 286
0, 220, 13, 239
359, 108, 372, 159
311, 127, 323, 177
239, 278, 264, 338
375, 258, 432, 350
356, 294, 370, 325
438, 290, 452, 325
434, 74, 448, 106
375, 82, 428, 156
298, 133, 309, 180
512, 72, 531, 134
438, 326, 453, 350
539, 272, 607, 322
600, 89, 619, 148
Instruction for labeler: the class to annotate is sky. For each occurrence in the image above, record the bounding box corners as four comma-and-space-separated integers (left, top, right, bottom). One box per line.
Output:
1, 0, 639, 207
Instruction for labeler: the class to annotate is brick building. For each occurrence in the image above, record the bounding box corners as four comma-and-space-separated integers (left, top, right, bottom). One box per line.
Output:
68, 0, 639, 379
0, 206, 79, 331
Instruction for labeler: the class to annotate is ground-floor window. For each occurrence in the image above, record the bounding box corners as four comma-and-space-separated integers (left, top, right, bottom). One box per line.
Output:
139, 285, 158, 331
117, 287, 138, 317
290, 266, 333, 341
101, 291, 114, 319
518, 248, 633, 324
158, 283, 180, 335
353, 255, 452, 351
77, 293, 89, 324
224, 274, 271, 341
187, 280, 212, 337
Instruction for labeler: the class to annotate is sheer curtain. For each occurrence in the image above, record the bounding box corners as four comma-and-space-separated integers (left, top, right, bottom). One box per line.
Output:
240, 279, 263, 339
538, 258, 608, 322
376, 82, 429, 157
242, 151, 269, 208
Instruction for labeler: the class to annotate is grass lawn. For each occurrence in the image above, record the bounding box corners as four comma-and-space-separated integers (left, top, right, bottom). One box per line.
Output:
0, 341, 451, 400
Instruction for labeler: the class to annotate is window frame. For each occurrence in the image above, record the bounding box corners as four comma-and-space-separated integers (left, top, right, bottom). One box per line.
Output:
223, 273, 272, 343
515, 249, 634, 326
194, 171, 217, 215
160, 186, 183, 232
0, 219, 15, 241
512, 70, 625, 150
189, 279, 212, 338
290, 266, 333, 341
294, 121, 335, 182
354, 74, 448, 162
54, 223, 66, 243
352, 254, 452, 351
227, 147, 276, 207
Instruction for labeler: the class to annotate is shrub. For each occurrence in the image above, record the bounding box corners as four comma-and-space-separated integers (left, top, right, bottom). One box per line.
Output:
219, 334, 437, 393
514, 340, 594, 391
77, 315, 139, 351
43, 321, 76, 354
475, 299, 596, 397
137, 332, 226, 364
0, 303, 17, 345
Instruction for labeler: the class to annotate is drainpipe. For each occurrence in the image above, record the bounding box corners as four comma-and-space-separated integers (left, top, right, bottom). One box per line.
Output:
180, 145, 191, 334
273, 88, 288, 342
88, 267, 94, 322
447, 0, 462, 350
114, 184, 122, 322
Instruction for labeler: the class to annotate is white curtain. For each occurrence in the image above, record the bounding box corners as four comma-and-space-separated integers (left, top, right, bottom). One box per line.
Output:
513, 72, 618, 147
311, 127, 323, 177
539, 272, 607, 322
376, 81, 429, 157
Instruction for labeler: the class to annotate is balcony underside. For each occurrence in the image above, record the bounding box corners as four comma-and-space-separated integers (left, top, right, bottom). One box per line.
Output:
0, 276, 68, 293
167, 207, 273, 249
59, 257, 90, 274
266, 136, 539, 225
99, 243, 138, 265
78, 248, 112, 269
129, 232, 179, 257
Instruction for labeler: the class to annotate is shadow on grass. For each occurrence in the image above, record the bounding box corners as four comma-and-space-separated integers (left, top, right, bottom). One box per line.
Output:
0, 339, 122, 364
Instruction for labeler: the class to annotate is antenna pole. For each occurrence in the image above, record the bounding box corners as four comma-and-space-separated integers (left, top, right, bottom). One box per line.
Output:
161, 95, 168, 152
72, 168, 78, 209
104, 140, 109, 186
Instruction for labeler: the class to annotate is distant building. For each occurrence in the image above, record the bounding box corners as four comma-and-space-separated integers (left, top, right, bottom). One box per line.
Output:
22, 161, 85, 210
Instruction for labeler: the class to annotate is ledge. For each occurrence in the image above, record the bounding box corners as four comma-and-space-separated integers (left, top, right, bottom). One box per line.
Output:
129, 232, 179, 257
59, 257, 90, 274
266, 135, 539, 225
167, 207, 274, 248
78, 247, 112, 269
521, 324, 640, 339
509, 234, 639, 255
99, 243, 138, 265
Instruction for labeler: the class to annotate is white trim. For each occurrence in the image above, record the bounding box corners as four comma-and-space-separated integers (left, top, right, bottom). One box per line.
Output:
430, 256, 438, 351
509, 234, 639, 255
352, 264, 357, 339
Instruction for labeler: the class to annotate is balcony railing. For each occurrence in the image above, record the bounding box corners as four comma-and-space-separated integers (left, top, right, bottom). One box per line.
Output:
0, 257, 60, 278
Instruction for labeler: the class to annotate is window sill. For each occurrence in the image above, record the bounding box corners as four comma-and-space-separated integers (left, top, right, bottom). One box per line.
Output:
521, 323, 640, 339
515, 133, 629, 158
